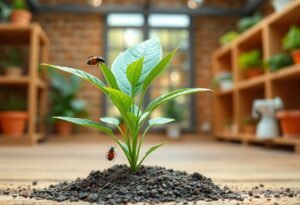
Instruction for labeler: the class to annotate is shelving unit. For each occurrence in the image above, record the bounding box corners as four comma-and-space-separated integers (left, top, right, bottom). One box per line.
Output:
212, 1, 300, 153
0, 24, 49, 145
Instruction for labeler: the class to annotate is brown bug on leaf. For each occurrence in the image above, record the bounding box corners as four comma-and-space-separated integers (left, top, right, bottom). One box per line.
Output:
86, 56, 105, 65
106, 147, 116, 161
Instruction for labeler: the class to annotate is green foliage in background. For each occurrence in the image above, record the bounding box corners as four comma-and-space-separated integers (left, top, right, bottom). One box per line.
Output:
42, 39, 211, 173
164, 99, 183, 122
0, 2, 11, 21
237, 14, 262, 33
12, 0, 28, 10
48, 70, 88, 123
283, 25, 300, 51
267, 53, 293, 72
219, 31, 239, 45
1, 48, 22, 68
238, 49, 263, 71
0, 94, 26, 111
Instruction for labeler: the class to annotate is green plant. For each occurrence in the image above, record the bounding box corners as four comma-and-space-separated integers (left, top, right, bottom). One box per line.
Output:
0, 1, 11, 21
49, 70, 88, 123
1, 48, 22, 68
267, 53, 293, 72
42, 39, 211, 173
238, 49, 263, 71
219, 31, 239, 45
237, 14, 262, 33
12, 0, 27, 10
164, 99, 183, 122
283, 25, 300, 51
0, 94, 26, 111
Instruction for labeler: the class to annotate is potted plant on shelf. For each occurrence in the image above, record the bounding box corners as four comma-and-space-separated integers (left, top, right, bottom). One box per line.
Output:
238, 49, 263, 79
10, 0, 31, 25
1, 48, 23, 77
49, 70, 88, 136
213, 71, 233, 92
219, 31, 239, 46
242, 116, 257, 135
237, 14, 262, 33
0, 1, 11, 22
283, 25, 300, 64
164, 99, 183, 139
266, 52, 293, 72
277, 110, 300, 138
0, 94, 27, 137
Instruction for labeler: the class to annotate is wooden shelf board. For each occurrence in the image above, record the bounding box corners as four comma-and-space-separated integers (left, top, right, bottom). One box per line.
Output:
215, 132, 239, 140
0, 23, 46, 45
235, 23, 263, 46
237, 75, 265, 90
0, 133, 45, 145
214, 44, 232, 59
215, 89, 234, 97
273, 137, 300, 146
270, 64, 300, 81
0, 76, 46, 89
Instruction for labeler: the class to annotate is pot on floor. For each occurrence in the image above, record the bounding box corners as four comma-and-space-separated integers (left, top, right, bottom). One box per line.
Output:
0, 111, 28, 137
56, 121, 73, 136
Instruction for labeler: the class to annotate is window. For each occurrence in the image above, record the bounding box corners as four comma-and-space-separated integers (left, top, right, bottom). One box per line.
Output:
105, 13, 193, 130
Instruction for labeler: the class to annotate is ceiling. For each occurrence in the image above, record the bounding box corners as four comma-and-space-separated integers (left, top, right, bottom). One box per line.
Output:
24, 0, 265, 17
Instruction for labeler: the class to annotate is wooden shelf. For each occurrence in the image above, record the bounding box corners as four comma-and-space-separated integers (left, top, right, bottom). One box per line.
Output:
0, 76, 46, 88
213, 1, 300, 153
0, 24, 49, 145
270, 64, 300, 81
238, 75, 265, 90
0, 133, 43, 146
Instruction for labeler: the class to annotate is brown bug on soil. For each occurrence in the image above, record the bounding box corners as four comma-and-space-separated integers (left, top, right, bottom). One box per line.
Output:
106, 147, 116, 161
86, 56, 105, 65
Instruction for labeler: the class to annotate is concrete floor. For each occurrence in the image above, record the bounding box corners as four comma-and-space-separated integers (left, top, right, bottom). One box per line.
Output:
0, 134, 299, 204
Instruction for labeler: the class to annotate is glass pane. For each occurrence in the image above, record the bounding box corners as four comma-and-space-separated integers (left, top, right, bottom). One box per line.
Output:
107, 14, 144, 27
149, 14, 190, 28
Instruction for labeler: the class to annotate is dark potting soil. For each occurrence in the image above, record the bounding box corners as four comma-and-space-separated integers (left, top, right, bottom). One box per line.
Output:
30, 164, 242, 204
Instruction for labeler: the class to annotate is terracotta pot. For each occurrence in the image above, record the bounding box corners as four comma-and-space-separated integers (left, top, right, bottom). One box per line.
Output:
291, 49, 300, 65
4, 67, 22, 77
10, 10, 32, 25
246, 68, 263, 79
277, 110, 300, 137
56, 121, 73, 136
0, 111, 28, 137
243, 124, 256, 135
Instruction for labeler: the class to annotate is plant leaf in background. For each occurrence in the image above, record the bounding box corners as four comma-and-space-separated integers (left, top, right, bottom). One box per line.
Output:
283, 25, 300, 51
267, 53, 293, 72
149, 118, 175, 126
112, 38, 162, 96
237, 14, 262, 33
100, 117, 120, 126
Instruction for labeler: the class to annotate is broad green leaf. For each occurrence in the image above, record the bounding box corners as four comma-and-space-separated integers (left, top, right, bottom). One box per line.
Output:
99, 64, 120, 90
100, 117, 119, 126
142, 49, 177, 92
126, 57, 144, 93
149, 117, 174, 126
146, 88, 212, 113
130, 104, 139, 116
138, 143, 164, 168
104, 87, 132, 113
111, 39, 162, 96
42, 64, 106, 93
54, 117, 112, 135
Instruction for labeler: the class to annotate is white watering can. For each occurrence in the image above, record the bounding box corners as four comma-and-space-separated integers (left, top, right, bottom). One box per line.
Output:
252, 97, 284, 139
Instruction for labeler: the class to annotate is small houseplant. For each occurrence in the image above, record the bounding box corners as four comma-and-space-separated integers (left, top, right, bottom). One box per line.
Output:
0, 94, 27, 137
219, 31, 239, 46
42, 39, 211, 173
0, 1, 11, 22
267, 52, 293, 72
237, 14, 262, 33
1, 48, 23, 77
213, 71, 233, 91
277, 110, 300, 138
49, 70, 88, 136
164, 99, 183, 139
238, 49, 263, 79
283, 25, 300, 64
10, 0, 31, 25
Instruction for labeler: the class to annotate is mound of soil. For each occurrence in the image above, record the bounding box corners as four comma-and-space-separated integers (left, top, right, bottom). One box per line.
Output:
31, 165, 242, 204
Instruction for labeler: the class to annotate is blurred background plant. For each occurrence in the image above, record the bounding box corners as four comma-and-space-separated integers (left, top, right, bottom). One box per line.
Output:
164, 99, 183, 139
267, 52, 293, 72
0, 48, 23, 77
237, 14, 262, 33
0, 1, 11, 22
219, 31, 239, 46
